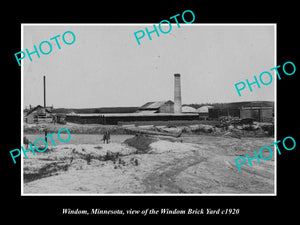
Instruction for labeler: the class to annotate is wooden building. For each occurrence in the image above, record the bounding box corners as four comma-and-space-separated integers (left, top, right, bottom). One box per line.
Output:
240, 106, 273, 122
66, 113, 199, 125
208, 101, 274, 122
24, 105, 53, 124
136, 101, 174, 114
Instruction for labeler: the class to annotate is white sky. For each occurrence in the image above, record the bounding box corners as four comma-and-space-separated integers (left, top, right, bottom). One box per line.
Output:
22, 24, 275, 108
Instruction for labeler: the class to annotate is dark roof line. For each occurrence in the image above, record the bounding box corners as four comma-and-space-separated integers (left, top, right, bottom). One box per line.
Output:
26, 105, 52, 116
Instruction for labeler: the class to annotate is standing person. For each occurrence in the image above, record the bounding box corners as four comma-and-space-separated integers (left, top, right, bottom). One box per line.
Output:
23, 136, 31, 149
102, 131, 107, 144
106, 130, 111, 143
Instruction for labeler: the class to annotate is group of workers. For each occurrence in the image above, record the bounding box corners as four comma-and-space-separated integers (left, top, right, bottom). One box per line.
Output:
102, 130, 111, 144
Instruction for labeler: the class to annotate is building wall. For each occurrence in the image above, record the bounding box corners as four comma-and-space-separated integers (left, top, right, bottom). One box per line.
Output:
209, 108, 240, 118
66, 114, 199, 125
66, 115, 106, 124
159, 102, 174, 113
199, 112, 209, 120
240, 109, 252, 120
240, 107, 273, 122
260, 108, 273, 122
25, 115, 35, 124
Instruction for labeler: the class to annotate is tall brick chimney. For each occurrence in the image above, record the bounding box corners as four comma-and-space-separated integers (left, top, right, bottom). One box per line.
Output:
174, 73, 182, 114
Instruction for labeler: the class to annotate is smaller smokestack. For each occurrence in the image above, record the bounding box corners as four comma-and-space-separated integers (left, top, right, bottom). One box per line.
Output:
174, 73, 182, 114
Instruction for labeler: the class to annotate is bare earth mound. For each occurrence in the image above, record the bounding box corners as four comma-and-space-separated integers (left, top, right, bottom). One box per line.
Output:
123, 135, 157, 153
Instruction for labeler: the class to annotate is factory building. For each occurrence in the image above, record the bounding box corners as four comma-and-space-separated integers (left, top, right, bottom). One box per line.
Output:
240, 106, 273, 122
66, 113, 199, 125
209, 108, 240, 119
137, 101, 174, 114
65, 71, 274, 125
208, 101, 274, 122
66, 73, 200, 125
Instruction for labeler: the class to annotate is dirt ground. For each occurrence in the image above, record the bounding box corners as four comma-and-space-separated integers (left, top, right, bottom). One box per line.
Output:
23, 132, 274, 194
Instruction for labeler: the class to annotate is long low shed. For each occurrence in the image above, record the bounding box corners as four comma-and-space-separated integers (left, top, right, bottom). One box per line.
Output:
66, 113, 199, 125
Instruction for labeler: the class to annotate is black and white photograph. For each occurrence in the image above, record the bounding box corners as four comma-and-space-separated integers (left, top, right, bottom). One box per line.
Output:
3, 4, 299, 221
21, 24, 276, 195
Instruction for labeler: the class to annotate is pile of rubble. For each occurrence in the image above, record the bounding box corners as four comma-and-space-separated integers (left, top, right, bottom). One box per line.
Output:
122, 116, 274, 138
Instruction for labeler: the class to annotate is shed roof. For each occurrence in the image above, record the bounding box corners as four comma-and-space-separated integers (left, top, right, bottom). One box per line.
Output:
182, 106, 196, 112
26, 105, 52, 116
140, 100, 173, 109
196, 105, 214, 113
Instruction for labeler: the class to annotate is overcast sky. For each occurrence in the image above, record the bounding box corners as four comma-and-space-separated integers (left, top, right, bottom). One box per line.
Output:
23, 24, 275, 108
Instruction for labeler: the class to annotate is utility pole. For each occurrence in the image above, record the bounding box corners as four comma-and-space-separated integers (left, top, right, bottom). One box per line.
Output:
44, 75, 46, 108
44, 75, 47, 142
